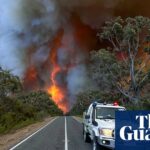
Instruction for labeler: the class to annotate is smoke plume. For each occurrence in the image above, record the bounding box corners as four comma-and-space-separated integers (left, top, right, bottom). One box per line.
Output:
0, 0, 150, 112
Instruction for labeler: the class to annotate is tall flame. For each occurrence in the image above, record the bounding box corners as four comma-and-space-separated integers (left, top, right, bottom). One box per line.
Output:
2, 0, 150, 114
23, 16, 99, 113
47, 65, 68, 113
47, 30, 69, 113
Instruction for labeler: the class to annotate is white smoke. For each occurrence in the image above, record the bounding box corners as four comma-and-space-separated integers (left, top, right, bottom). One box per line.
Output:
0, 0, 64, 76
0, 0, 121, 109
0, 0, 121, 75
67, 65, 88, 95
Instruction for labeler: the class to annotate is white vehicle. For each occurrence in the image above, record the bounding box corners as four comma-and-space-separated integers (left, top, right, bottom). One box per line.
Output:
83, 102, 125, 150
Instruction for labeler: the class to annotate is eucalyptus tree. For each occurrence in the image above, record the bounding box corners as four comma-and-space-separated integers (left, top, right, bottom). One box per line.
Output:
96, 16, 150, 102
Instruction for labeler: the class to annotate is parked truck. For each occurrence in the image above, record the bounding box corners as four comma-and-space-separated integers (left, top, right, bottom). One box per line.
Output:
83, 102, 125, 150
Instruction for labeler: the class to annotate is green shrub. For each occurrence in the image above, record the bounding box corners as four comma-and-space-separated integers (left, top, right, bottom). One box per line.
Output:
0, 91, 63, 134
0, 68, 63, 134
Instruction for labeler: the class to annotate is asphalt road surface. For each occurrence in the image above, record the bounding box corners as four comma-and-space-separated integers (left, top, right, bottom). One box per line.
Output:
10, 117, 108, 150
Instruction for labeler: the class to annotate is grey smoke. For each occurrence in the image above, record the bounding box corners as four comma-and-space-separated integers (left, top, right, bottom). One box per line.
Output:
0, 0, 121, 108
0, 0, 120, 75
67, 65, 88, 96
0, 0, 64, 76
32, 46, 50, 64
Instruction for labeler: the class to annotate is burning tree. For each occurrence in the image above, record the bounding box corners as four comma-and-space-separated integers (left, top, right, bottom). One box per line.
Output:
95, 16, 150, 102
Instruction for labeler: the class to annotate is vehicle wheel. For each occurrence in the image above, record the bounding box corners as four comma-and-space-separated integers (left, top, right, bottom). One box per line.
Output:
92, 136, 101, 150
83, 128, 91, 143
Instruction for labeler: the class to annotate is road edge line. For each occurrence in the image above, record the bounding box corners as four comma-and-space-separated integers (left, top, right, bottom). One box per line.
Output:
65, 117, 68, 150
10, 117, 58, 150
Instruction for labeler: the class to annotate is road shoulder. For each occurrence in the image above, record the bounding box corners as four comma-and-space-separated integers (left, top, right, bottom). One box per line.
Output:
0, 117, 55, 150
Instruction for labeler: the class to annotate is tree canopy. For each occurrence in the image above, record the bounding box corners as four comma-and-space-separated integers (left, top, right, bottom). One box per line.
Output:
0, 67, 22, 97
96, 16, 150, 102
0, 67, 62, 133
71, 16, 150, 114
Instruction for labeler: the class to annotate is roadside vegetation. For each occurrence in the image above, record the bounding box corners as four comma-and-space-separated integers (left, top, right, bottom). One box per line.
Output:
0, 68, 63, 134
71, 16, 150, 115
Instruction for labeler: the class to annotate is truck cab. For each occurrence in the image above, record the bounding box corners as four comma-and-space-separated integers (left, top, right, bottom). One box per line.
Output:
83, 102, 125, 150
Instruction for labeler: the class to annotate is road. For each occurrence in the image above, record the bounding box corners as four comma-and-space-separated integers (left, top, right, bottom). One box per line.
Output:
10, 117, 108, 150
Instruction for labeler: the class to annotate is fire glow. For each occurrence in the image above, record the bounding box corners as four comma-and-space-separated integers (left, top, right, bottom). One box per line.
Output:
47, 30, 69, 113
47, 66, 68, 113
2, 0, 150, 113
45, 17, 98, 113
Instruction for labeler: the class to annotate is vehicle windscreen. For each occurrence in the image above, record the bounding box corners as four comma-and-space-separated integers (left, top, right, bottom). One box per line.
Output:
96, 107, 125, 119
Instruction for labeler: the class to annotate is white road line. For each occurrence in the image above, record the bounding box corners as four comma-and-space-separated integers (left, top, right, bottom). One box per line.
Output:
65, 117, 68, 150
10, 117, 58, 150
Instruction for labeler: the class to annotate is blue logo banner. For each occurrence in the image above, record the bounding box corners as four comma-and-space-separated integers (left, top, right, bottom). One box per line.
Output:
115, 111, 150, 150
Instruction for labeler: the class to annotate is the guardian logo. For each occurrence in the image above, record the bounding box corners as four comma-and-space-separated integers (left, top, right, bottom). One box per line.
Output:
115, 111, 150, 150
120, 114, 150, 141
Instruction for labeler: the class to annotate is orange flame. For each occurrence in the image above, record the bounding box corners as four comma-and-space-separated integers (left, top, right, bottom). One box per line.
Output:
47, 65, 68, 113
47, 30, 69, 113
23, 16, 99, 113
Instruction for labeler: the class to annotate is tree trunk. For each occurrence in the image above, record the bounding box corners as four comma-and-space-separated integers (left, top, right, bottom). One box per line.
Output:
130, 57, 140, 102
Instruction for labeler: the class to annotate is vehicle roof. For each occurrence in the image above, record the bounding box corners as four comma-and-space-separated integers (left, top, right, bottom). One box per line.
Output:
96, 103, 125, 109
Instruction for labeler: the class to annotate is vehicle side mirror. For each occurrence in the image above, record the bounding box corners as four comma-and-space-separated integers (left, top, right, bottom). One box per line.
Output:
85, 115, 90, 119
92, 120, 98, 126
